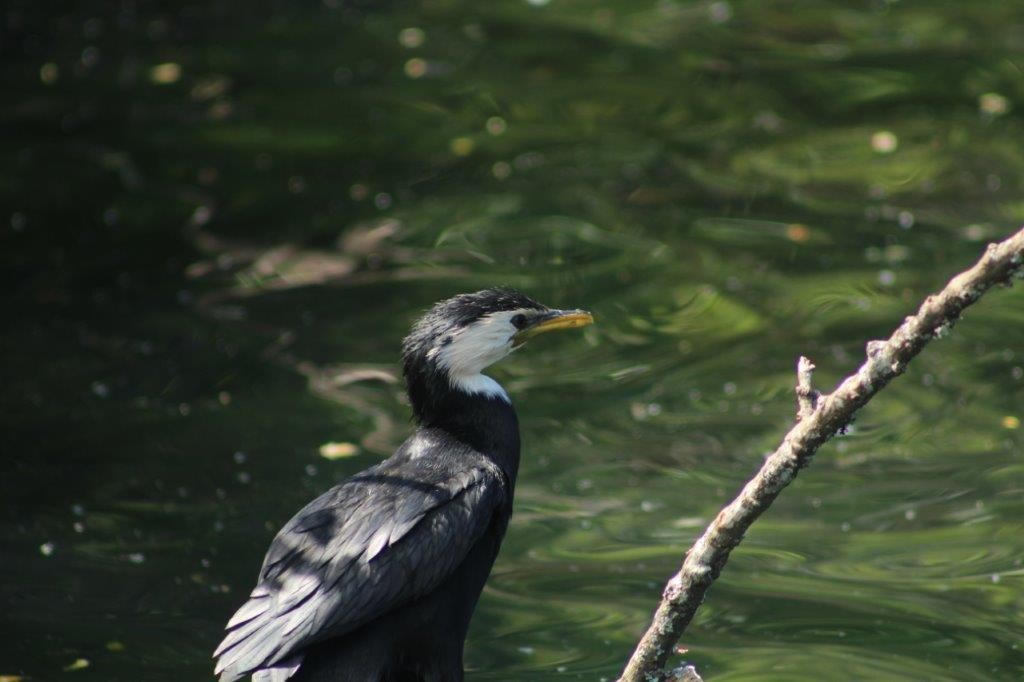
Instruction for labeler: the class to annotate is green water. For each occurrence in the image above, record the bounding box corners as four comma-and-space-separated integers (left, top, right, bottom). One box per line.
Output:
3, 1, 1024, 680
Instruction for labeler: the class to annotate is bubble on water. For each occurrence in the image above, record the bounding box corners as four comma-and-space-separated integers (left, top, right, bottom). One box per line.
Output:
449, 137, 474, 156
398, 27, 425, 48
404, 58, 427, 78
485, 116, 507, 136
349, 183, 369, 201
871, 130, 898, 153
373, 192, 393, 210
963, 224, 988, 241
81, 46, 101, 69
708, 1, 733, 23
491, 161, 511, 180
40, 63, 59, 85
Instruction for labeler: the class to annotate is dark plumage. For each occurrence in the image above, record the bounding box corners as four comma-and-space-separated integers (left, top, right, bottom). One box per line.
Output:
214, 289, 592, 682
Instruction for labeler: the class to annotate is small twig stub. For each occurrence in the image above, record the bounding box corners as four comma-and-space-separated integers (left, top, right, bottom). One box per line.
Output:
795, 356, 817, 421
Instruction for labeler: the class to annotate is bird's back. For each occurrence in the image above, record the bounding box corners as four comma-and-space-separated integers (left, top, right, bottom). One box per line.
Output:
214, 429, 512, 682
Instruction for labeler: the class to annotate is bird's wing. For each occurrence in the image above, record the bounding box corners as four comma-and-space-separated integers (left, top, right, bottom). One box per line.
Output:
213, 444, 507, 681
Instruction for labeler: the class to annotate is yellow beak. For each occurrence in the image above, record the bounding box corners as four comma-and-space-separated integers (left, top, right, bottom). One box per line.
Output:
513, 309, 594, 347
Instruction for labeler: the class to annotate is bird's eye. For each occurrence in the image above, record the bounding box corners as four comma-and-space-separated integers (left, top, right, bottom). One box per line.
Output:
511, 314, 527, 329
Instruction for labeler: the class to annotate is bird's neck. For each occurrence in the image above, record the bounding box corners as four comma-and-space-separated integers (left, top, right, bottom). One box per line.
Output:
414, 376, 521, 483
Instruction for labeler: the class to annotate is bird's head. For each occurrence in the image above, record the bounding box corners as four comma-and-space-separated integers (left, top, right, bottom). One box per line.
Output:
402, 288, 593, 421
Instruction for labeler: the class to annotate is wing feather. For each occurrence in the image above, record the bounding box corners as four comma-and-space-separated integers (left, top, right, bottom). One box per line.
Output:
214, 432, 507, 682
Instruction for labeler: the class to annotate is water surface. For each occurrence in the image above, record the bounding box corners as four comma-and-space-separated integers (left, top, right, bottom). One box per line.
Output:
3, 1, 1024, 680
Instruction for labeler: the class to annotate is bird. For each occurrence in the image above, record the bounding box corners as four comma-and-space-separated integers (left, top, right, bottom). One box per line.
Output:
213, 288, 593, 682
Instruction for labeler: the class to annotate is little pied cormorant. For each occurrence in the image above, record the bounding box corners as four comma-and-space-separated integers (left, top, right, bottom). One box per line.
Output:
214, 288, 593, 682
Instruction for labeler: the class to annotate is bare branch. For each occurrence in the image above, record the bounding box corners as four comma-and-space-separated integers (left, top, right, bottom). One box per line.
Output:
618, 226, 1024, 682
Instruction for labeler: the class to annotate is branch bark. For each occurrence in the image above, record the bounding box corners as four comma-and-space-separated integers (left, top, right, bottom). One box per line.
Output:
618, 226, 1024, 682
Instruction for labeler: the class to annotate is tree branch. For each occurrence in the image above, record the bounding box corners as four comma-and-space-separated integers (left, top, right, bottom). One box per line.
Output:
618, 226, 1024, 682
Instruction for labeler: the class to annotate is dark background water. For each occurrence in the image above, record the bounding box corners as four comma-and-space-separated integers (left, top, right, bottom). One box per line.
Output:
3, 1, 1024, 680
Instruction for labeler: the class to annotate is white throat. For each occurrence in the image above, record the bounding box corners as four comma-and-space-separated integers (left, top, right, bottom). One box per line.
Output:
449, 373, 510, 402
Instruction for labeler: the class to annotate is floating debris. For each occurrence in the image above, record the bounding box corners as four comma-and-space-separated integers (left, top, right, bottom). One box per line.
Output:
149, 62, 181, 84
63, 658, 90, 672
979, 92, 1009, 117
785, 224, 810, 242
319, 442, 359, 460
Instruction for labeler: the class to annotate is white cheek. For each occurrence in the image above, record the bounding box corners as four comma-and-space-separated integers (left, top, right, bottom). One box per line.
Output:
430, 310, 528, 401
435, 318, 514, 376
